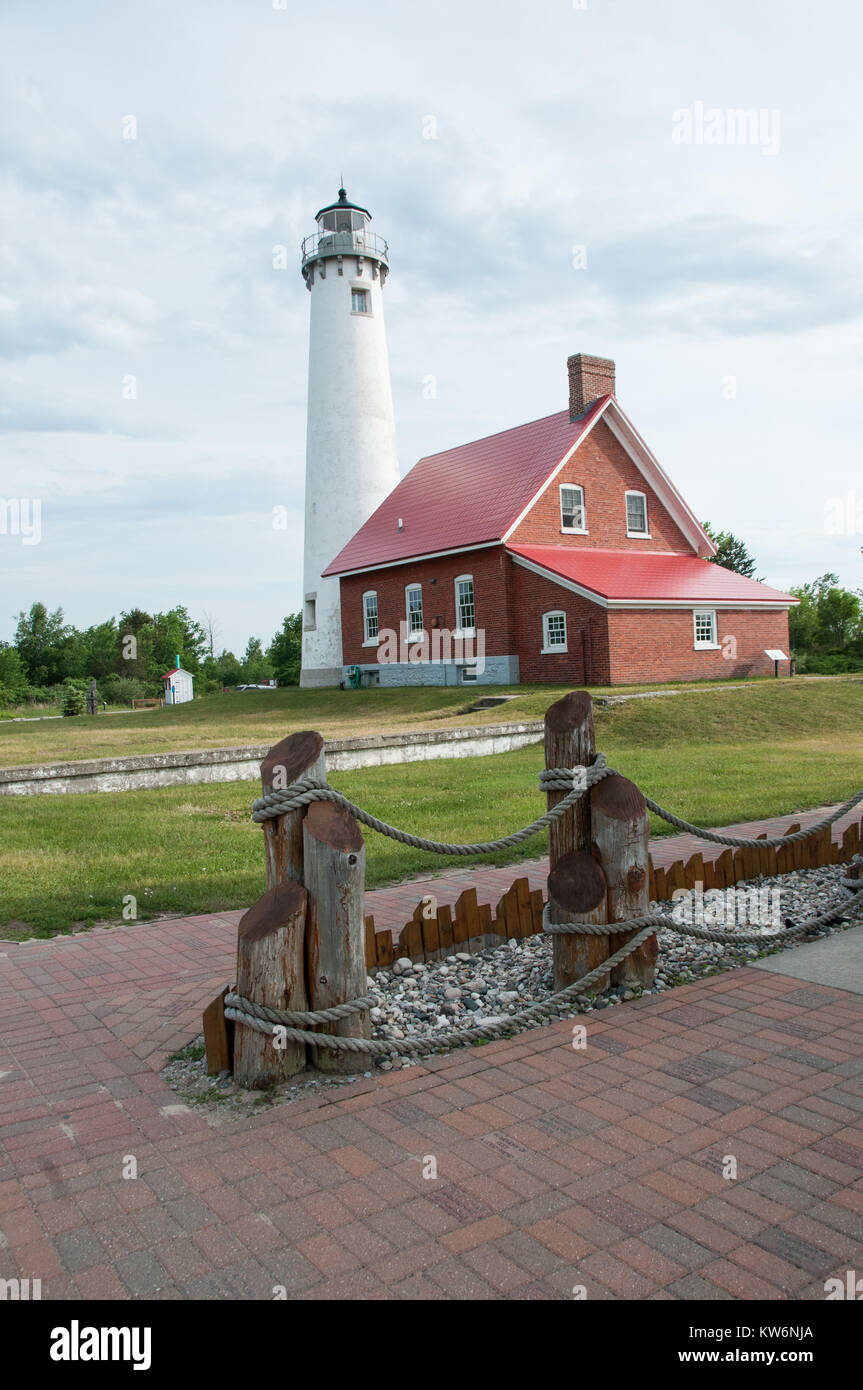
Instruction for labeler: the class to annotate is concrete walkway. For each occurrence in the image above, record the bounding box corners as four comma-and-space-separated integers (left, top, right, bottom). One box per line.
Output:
1, 804, 861, 1301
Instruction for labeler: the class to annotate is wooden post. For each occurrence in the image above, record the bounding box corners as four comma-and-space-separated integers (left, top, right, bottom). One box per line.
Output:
303, 801, 370, 1074
544, 691, 605, 990
260, 730, 326, 889
203, 986, 234, 1075
591, 774, 656, 989
547, 851, 609, 994
233, 881, 309, 1087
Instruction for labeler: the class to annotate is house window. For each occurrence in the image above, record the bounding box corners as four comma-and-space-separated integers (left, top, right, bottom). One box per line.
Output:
405, 584, 423, 635
460, 665, 478, 683
454, 575, 475, 634
560, 484, 586, 532
693, 609, 718, 648
625, 491, 648, 536
542, 611, 567, 652
351, 288, 370, 314
363, 591, 378, 643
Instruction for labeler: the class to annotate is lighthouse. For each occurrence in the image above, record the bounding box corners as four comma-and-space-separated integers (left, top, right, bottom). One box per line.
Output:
299, 188, 401, 687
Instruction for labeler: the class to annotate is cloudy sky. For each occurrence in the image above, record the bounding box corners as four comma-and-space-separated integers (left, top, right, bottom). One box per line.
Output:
2, 0, 861, 655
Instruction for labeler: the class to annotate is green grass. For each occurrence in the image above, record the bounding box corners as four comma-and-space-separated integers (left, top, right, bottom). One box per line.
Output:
1, 679, 860, 938
0, 673, 810, 769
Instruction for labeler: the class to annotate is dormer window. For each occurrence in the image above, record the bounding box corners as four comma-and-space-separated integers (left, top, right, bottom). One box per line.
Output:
625, 490, 649, 536
560, 484, 587, 533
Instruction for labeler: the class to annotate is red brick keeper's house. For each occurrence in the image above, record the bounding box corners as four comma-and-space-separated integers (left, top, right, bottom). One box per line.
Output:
323, 354, 796, 687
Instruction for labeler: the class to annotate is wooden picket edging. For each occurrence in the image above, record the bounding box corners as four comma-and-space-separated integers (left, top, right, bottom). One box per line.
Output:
361, 810, 863, 971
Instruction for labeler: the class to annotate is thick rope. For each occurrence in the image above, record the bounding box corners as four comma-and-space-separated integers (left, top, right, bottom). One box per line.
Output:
252, 759, 863, 857
643, 786, 863, 849
250, 757, 614, 856
223, 888, 863, 1058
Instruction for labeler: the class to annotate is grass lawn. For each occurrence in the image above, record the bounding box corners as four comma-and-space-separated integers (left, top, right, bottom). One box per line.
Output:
0, 673, 804, 769
1, 680, 860, 938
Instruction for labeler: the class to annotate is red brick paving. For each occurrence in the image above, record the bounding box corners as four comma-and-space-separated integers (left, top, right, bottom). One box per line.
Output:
2, 806, 862, 1300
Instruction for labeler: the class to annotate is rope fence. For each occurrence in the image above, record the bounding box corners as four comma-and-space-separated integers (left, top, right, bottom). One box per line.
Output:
227, 753, 863, 1059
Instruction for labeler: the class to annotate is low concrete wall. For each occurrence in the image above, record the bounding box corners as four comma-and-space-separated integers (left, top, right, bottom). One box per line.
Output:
0, 721, 544, 797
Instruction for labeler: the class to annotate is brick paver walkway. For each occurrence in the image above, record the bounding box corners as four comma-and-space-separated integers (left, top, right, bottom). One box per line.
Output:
1, 804, 861, 1301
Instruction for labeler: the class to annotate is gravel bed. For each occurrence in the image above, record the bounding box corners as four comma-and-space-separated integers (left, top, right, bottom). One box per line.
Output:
162, 863, 861, 1113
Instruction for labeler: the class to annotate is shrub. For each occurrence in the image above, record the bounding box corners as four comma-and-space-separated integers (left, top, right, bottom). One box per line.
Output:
61, 682, 87, 716
99, 674, 156, 706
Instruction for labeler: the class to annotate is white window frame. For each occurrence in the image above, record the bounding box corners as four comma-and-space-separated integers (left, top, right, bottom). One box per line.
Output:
542, 610, 568, 654
304, 593, 317, 632
559, 483, 587, 534
454, 574, 476, 637
625, 489, 650, 537
362, 590, 379, 645
693, 609, 720, 649
405, 583, 424, 636
350, 285, 371, 315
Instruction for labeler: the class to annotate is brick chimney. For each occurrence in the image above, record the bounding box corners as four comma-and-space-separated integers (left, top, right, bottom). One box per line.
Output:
568, 353, 615, 419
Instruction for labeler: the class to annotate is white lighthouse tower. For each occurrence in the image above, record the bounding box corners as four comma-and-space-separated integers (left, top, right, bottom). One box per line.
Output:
299, 188, 400, 687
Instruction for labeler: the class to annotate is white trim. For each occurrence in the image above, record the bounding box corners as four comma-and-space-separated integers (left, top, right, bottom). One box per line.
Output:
508, 553, 795, 610
500, 400, 611, 542
541, 609, 568, 654
559, 482, 587, 534
325, 540, 501, 579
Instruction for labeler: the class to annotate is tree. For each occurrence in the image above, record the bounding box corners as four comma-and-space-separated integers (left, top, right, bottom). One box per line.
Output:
239, 637, 274, 685
14, 603, 74, 684
80, 620, 120, 679
0, 643, 27, 705
268, 613, 302, 687
201, 610, 222, 661
789, 573, 863, 657
702, 522, 761, 579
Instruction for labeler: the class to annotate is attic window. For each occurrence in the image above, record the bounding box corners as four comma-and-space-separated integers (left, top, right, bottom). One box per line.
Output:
625, 491, 649, 536
560, 484, 586, 533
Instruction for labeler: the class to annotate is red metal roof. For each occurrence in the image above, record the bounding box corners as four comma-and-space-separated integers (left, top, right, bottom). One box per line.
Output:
322, 399, 610, 575
508, 545, 796, 604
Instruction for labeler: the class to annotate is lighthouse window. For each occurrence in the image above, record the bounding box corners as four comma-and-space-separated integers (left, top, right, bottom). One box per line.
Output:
351, 288, 370, 314
406, 584, 423, 635
363, 591, 379, 643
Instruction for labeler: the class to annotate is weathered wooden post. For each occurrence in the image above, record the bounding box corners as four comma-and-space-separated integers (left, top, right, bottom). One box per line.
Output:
547, 851, 609, 994
544, 691, 611, 992
233, 882, 309, 1087
211, 730, 327, 1084
591, 775, 656, 988
303, 802, 371, 1073
260, 731, 326, 889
